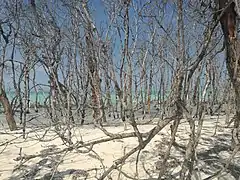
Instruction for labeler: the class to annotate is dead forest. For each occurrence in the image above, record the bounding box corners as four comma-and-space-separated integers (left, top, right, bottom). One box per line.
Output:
0, 0, 240, 179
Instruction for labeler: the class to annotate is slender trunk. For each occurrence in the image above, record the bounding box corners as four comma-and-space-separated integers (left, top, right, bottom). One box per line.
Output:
10, 34, 21, 114
160, 68, 165, 114
78, 43, 88, 125
120, 51, 126, 123
192, 66, 202, 117
144, 73, 148, 115
49, 72, 57, 123
74, 49, 81, 118
33, 68, 38, 113
126, 20, 134, 124
147, 61, 153, 114
141, 84, 144, 114
67, 63, 74, 124
140, 53, 147, 115
119, 22, 126, 123
147, 35, 155, 114
23, 64, 29, 138
17, 67, 23, 123
122, 72, 127, 120
135, 75, 138, 110
105, 73, 111, 117
114, 87, 119, 118
175, 0, 185, 117
85, 24, 101, 123
81, 73, 89, 125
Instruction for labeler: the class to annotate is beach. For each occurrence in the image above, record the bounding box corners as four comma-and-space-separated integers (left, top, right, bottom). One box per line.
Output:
0, 113, 239, 180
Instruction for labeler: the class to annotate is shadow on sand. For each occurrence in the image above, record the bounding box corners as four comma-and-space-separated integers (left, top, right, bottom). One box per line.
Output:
9, 145, 89, 180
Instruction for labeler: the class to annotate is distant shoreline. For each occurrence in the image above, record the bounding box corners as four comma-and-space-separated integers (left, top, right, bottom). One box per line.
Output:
4, 90, 168, 106
6, 91, 50, 105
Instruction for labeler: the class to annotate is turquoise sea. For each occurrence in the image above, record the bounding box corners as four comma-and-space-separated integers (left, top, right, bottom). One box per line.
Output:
7, 91, 50, 105
6, 90, 163, 105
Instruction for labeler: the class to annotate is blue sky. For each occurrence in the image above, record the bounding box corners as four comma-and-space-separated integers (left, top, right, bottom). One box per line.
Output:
3, 0, 227, 93
4, 0, 109, 91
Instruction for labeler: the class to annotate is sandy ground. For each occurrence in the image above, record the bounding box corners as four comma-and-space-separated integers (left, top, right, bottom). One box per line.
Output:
0, 114, 240, 180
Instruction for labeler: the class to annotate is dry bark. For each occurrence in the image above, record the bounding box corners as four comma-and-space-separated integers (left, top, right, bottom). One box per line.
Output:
225, 40, 240, 148
85, 24, 102, 123
0, 23, 17, 131
218, 0, 240, 148
0, 87, 17, 131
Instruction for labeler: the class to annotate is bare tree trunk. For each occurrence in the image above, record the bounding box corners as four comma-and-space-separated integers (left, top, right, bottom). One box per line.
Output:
144, 72, 148, 115
160, 68, 165, 114
125, 0, 134, 124
33, 67, 38, 113
49, 72, 57, 123
170, 0, 185, 139
147, 32, 155, 114
192, 65, 202, 118
226, 41, 240, 148
17, 68, 23, 124
10, 33, 21, 113
119, 42, 126, 124
81, 73, 89, 125
85, 24, 102, 124
105, 72, 111, 117
225, 82, 232, 124
218, 0, 240, 148
77, 42, 89, 125
140, 51, 147, 116
23, 63, 30, 138
0, 87, 17, 131
0, 24, 17, 131
114, 86, 119, 119
174, 0, 185, 118
134, 75, 138, 110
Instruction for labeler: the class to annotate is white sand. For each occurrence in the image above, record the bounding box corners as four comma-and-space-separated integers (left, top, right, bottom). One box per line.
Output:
0, 115, 239, 180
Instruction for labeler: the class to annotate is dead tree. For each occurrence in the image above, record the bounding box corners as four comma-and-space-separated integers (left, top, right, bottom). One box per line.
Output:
219, 0, 237, 40
169, 0, 185, 140
85, 24, 102, 123
0, 22, 17, 131
218, 0, 240, 148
